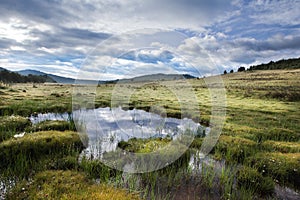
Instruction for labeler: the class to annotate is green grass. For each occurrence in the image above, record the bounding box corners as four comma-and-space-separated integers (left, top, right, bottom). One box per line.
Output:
1, 69, 300, 199
6, 170, 140, 200
27, 120, 76, 132
247, 152, 300, 189
118, 137, 172, 153
0, 131, 84, 178
237, 166, 274, 196
0, 115, 31, 142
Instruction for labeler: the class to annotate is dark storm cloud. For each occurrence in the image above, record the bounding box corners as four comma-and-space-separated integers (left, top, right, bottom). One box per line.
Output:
233, 35, 300, 51
0, 0, 73, 22
0, 38, 18, 49
29, 26, 111, 49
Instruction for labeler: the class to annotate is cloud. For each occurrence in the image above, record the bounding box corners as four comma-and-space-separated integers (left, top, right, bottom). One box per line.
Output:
0, 0, 300, 78
248, 0, 300, 26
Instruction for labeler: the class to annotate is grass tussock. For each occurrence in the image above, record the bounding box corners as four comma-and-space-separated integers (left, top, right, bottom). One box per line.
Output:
0, 131, 84, 177
6, 170, 140, 200
27, 120, 76, 132
247, 152, 300, 190
237, 166, 274, 196
118, 137, 171, 153
0, 115, 31, 142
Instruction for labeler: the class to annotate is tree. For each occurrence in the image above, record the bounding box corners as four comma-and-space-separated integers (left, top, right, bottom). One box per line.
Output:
224, 70, 227, 74
238, 66, 246, 72
230, 69, 234, 73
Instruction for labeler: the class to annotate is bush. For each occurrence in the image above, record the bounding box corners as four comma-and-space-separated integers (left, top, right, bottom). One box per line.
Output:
238, 67, 246, 72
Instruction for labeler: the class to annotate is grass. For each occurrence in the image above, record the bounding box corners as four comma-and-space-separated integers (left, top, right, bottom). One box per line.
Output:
27, 120, 76, 132
0, 69, 300, 199
0, 115, 31, 142
237, 166, 275, 196
0, 131, 84, 178
118, 137, 172, 153
247, 152, 300, 189
0, 83, 72, 116
6, 170, 140, 200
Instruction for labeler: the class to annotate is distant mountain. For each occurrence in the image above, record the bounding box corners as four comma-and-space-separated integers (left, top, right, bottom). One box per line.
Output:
248, 57, 300, 70
0, 67, 7, 71
17, 69, 76, 84
114, 73, 196, 84
15, 69, 196, 84
16, 69, 100, 84
0, 69, 55, 83
17, 69, 45, 76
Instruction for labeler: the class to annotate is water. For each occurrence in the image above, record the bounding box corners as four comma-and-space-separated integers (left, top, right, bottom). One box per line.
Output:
29, 107, 206, 160
2, 108, 298, 199
0, 179, 16, 200
29, 112, 70, 124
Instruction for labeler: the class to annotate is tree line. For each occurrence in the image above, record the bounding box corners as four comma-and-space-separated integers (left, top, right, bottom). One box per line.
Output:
224, 57, 300, 74
248, 57, 300, 70
0, 70, 55, 83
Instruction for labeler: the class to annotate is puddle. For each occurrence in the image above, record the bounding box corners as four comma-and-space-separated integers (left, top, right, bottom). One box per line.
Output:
30, 107, 206, 160
275, 185, 300, 200
29, 112, 71, 124
0, 179, 16, 200
26, 108, 300, 199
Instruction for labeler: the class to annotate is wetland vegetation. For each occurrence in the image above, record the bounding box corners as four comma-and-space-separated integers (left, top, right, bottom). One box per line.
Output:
0, 69, 299, 199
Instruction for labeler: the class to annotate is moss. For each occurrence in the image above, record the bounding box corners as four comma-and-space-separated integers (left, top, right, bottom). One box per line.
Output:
6, 170, 140, 200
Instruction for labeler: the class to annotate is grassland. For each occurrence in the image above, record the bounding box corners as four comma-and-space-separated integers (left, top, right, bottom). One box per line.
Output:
0, 69, 299, 199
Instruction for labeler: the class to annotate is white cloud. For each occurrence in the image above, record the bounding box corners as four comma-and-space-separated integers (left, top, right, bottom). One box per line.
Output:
0, 0, 300, 78
248, 0, 300, 25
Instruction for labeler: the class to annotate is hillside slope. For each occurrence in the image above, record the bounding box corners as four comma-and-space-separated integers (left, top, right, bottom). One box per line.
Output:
248, 57, 300, 70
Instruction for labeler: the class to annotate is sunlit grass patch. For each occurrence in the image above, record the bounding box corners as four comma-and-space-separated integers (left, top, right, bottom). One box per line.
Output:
237, 166, 274, 196
6, 170, 140, 200
248, 152, 300, 189
27, 120, 76, 132
118, 137, 171, 153
212, 135, 257, 163
261, 140, 300, 153
0, 131, 84, 177
0, 115, 31, 142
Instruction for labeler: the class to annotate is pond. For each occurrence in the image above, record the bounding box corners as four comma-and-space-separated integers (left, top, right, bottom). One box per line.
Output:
1, 108, 299, 199
29, 107, 208, 163
28, 107, 209, 172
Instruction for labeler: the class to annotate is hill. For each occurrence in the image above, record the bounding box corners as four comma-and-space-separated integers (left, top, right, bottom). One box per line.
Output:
17, 70, 75, 84
0, 67, 7, 72
0, 69, 56, 83
114, 73, 196, 84
17, 69, 99, 84
248, 57, 300, 70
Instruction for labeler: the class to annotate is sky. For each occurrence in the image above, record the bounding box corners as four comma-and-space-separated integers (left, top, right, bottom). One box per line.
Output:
0, 0, 300, 79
